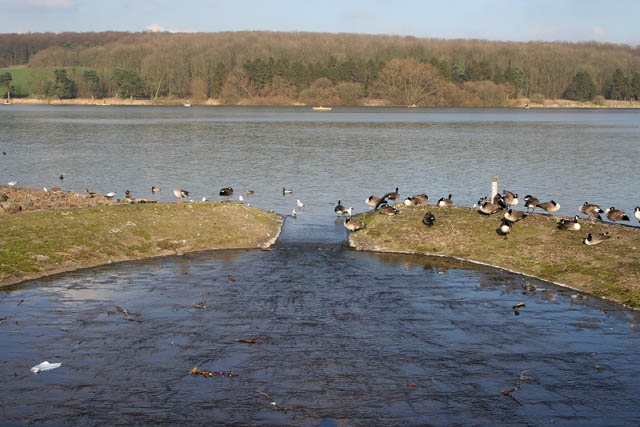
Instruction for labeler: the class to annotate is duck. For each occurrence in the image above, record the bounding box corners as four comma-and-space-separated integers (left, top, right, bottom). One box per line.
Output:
344, 217, 366, 231
557, 215, 581, 231
245, 188, 254, 196
635, 207, 640, 222
151, 186, 161, 193
524, 195, 539, 212
503, 190, 519, 207
579, 202, 603, 221
422, 212, 436, 227
437, 194, 453, 207
378, 204, 400, 216
366, 195, 381, 208
334, 200, 346, 215
219, 187, 233, 197
282, 187, 293, 194
478, 199, 505, 215
504, 209, 527, 222
583, 232, 610, 245
296, 199, 304, 208
497, 219, 512, 238
59, 174, 64, 181
173, 188, 189, 203
605, 207, 629, 223
413, 194, 429, 205
537, 200, 560, 213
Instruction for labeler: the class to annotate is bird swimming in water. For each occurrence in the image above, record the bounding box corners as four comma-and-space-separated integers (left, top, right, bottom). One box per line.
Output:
245, 188, 254, 195
297, 199, 304, 208
334, 200, 346, 215
59, 174, 64, 181
152, 186, 161, 193
282, 187, 293, 194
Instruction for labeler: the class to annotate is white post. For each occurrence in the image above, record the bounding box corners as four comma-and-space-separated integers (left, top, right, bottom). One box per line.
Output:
491, 176, 498, 201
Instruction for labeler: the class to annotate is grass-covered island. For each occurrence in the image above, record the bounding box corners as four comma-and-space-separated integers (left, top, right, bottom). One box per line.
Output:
0, 199, 282, 287
349, 205, 640, 309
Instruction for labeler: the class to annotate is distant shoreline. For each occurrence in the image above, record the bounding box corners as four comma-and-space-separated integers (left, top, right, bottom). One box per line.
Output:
4, 97, 640, 109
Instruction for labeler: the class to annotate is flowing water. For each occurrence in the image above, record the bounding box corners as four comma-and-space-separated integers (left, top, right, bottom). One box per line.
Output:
0, 106, 639, 424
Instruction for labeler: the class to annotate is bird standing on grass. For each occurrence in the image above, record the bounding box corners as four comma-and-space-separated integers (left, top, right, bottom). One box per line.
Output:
422, 212, 436, 227
173, 188, 189, 203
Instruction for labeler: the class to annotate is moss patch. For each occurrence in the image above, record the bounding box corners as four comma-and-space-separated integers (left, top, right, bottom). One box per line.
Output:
349, 205, 640, 309
0, 202, 282, 287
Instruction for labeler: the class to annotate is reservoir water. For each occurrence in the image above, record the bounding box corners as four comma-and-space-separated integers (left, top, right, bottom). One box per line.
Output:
0, 106, 639, 424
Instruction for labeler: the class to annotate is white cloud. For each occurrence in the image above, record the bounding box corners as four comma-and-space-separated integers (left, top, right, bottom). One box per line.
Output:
144, 24, 166, 33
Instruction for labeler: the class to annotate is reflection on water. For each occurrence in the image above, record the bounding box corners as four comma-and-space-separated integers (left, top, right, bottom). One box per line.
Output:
1, 245, 639, 425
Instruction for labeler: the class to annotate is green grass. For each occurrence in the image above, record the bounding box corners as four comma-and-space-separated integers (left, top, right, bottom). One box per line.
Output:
0, 202, 282, 286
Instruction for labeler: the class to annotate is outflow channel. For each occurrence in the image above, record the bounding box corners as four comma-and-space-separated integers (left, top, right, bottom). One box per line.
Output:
0, 218, 639, 425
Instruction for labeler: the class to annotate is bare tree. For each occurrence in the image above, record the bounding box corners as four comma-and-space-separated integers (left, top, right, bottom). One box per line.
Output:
373, 58, 440, 105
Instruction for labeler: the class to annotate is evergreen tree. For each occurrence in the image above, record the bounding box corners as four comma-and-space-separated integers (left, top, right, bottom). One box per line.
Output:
631, 72, 640, 101
605, 68, 630, 100
53, 69, 76, 99
0, 71, 12, 101
564, 71, 596, 101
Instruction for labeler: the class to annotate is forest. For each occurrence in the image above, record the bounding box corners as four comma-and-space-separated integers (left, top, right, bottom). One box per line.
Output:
1, 31, 639, 106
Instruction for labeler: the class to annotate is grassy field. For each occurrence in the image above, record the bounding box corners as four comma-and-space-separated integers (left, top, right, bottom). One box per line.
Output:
349, 205, 640, 309
0, 202, 282, 287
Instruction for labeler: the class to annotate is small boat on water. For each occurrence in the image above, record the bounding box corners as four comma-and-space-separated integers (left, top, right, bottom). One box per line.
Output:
312, 106, 332, 111
184, 103, 191, 107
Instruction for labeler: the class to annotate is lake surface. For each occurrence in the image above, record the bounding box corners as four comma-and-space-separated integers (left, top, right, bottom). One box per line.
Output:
1, 106, 639, 424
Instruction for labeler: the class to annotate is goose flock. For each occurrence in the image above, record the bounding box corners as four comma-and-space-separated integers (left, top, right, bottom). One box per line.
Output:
338, 186, 639, 245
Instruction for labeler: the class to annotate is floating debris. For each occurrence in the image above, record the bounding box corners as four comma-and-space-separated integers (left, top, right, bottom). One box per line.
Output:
31, 361, 62, 374
407, 383, 420, 388
190, 300, 208, 310
227, 275, 236, 282
191, 367, 237, 378
116, 306, 140, 317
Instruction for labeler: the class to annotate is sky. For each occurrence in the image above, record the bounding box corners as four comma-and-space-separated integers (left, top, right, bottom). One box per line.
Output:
1, 0, 639, 46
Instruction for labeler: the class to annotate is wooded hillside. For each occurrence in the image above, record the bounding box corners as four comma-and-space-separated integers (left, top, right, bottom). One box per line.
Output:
1, 31, 639, 106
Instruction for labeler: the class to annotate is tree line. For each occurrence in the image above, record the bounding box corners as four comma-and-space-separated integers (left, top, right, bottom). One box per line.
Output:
1, 31, 639, 105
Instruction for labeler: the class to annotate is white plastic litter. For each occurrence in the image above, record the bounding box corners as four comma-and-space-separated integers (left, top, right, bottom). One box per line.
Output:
31, 361, 62, 374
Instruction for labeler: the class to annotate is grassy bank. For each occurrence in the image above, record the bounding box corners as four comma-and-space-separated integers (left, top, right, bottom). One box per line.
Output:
0, 202, 282, 287
349, 205, 640, 308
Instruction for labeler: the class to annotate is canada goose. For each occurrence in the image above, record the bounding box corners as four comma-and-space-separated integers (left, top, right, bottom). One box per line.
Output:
437, 194, 453, 207
579, 202, 603, 221
413, 194, 429, 205
296, 199, 304, 208
334, 200, 346, 214
537, 200, 560, 213
505, 209, 527, 222
583, 232, 610, 245
478, 200, 504, 215
605, 207, 629, 223
173, 188, 189, 203
524, 195, 539, 212
125, 189, 131, 199
503, 190, 519, 207
422, 212, 436, 227
245, 188, 254, 195
497, 219, 512, 238
344, 217, 366, 231
151, 186, 161, 193
635, 207, 640, 222
491, 193, 503, 205
220, 187, 233, 197
282, 187, 293, 194
403, 197, 417, 206
558, 215, 581, 231
366, 195, 381, 207
379, 204, 400, 216
387, 187, 399, 201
